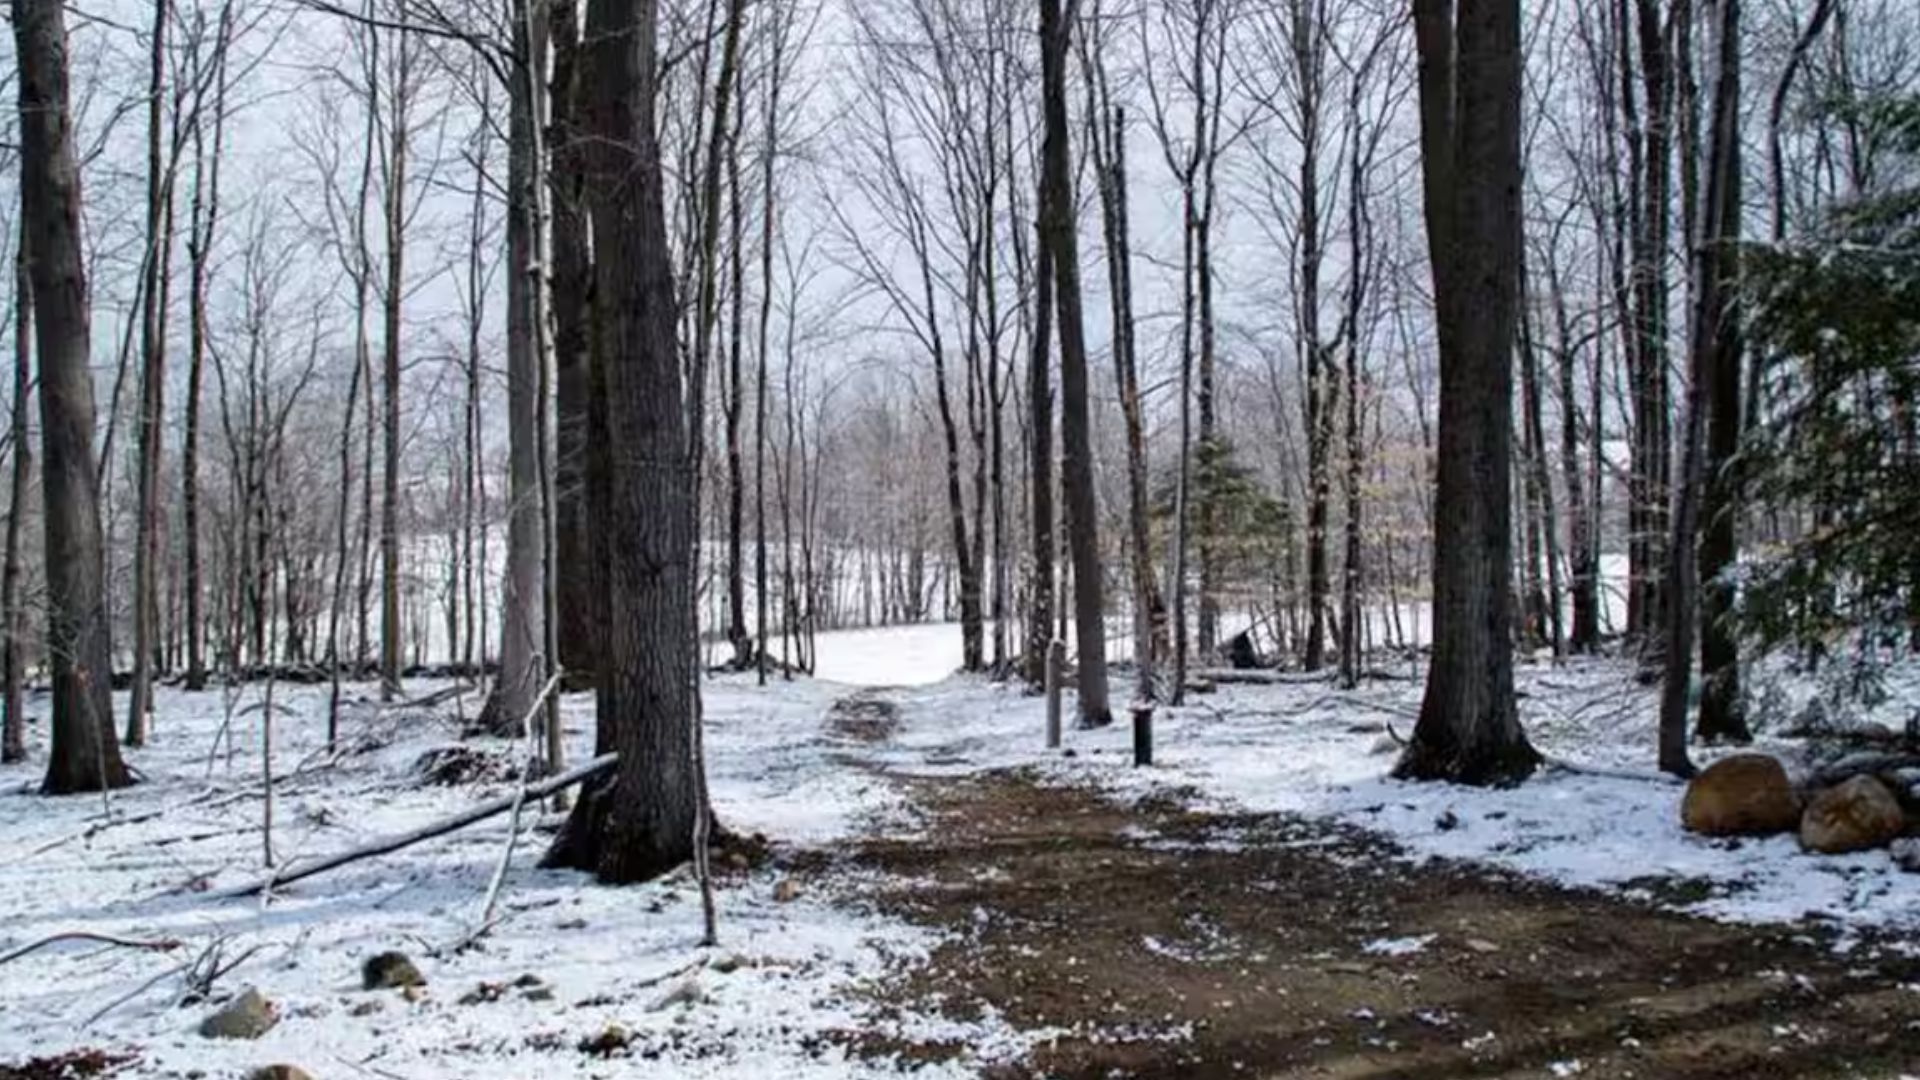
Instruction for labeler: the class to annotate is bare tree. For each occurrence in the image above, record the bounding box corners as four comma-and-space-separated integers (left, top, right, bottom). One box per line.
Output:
1039, 0, 1109, 727
4, 214, 30, 765
545, 0, 703, 882
1659, 0, 1744, 771
17, 0, 133, 793
1393, 0, 1538, 785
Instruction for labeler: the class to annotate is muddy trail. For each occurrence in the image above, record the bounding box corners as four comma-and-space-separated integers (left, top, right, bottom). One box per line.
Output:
827, 698, 1920, 1079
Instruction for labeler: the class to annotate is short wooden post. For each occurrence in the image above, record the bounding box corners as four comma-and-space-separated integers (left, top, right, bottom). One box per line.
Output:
1044, 638, 1065, 749
1132, 703, 1153, 766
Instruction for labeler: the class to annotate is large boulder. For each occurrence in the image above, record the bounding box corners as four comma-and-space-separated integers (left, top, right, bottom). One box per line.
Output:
1681, 754, 1801, 836
1800, 775, 1907, 854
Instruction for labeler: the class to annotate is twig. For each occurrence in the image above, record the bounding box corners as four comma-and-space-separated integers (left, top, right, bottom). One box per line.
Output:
457, 676, 562, 950
0, 931, 184, 967
79, 957, 192, 1031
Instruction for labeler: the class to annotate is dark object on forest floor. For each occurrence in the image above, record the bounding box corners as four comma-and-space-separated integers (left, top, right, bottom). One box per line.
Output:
827, 695, 901, 743
413, 745, 520, 787
362, 951, 425, 990
0, 1049, 136, 1080
1223, 631, 1259, 670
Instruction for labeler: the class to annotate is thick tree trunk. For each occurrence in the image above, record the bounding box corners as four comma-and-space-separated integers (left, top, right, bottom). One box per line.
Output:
1040, 0, 1109, 728
551, 0, 597, 688
545, 0, 699, 882
1395, 0, 1538, 786
16, 0, 132, 792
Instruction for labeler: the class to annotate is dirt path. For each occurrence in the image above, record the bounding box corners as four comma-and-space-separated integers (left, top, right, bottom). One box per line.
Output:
829, 695, 1920, 1078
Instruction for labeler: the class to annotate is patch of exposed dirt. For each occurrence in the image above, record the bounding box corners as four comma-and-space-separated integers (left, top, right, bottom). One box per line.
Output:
0, 1048, 136, 1080
827, 693, 903, 744
850, 769, 1920, 1078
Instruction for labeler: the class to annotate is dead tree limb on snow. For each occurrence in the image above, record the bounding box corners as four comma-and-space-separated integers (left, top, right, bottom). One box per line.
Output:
224, 752, 617, 898
0, 931, 184, 967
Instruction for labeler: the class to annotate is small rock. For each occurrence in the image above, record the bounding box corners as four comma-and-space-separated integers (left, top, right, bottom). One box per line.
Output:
1682, 754, 1801, 836
1800, 775, 1906, 854
773, 878, 802, 903
199, 987, 278, 1040
709, 952, 747, 974
347, 1000, 384, 1017
579, 1021, 632, 1057
649, 977, 708, 1011
361, 951, 425, 991
523, 986, 556, 1002
1890, 837, 1920, 873
512, 973, 545, 989
1435, 810, 1460, 832
457, 982, 506, 1006
248, 1068, 314, 1080
400, 985, 428, 1004
1464, 938, 1501, 954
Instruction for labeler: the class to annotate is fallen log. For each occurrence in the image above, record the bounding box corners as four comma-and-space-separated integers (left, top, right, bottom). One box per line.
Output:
224, 752, 618, 898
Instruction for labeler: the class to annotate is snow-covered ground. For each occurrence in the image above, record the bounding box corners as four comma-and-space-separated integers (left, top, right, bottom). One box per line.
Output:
861, 654, 1920, 941
3, 620, 1915, 1077
0, 674, 1015, 1078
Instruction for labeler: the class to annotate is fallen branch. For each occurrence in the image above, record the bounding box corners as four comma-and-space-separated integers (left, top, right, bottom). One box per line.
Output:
457, 675, 564, 952
1541, 754, 1686, 785
396, 683, 480, 712
0, 931, 184, 968
222, 752, 618, 898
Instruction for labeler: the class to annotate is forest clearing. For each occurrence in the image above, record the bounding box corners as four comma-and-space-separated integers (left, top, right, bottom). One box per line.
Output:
3, 628, 1918, 1077
4, 0, 1920, 1067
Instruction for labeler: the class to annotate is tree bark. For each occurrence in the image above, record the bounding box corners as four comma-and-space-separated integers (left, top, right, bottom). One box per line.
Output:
1394, 0, 1538, 786
379, 29, 411, 703
4, 217, 31, 765
546, 0, 700, 882
1024, 223, 1055, 688
480, 0, 549, 739
182, 6, 231, 693
128, 0, 174, 746
1673, 0, 1748, 751
15, 0, 132, 792
551, 0, 597, 688
1040, 0, 1109, 727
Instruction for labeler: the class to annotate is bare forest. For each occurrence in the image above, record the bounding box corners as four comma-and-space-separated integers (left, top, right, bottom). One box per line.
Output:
3, 0, 1920, 1073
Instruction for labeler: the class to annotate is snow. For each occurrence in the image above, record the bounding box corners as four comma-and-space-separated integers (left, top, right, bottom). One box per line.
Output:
1361, 933, 1437, 957
0, 674, 1022, 1077
3, 621, 1916, 1076
852, 653, 1920, 939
